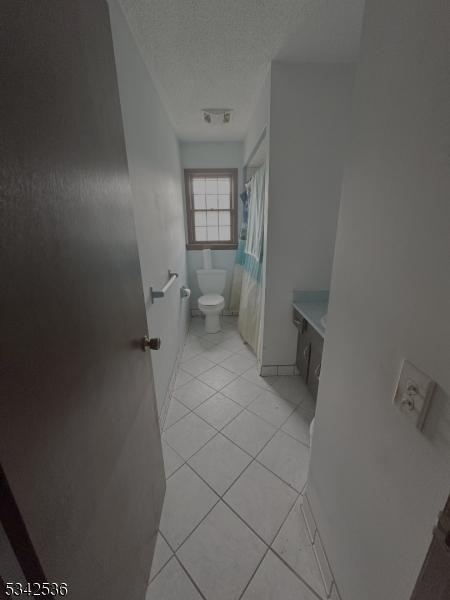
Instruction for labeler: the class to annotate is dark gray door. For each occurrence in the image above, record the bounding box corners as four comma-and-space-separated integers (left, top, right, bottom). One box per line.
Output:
410, 495, 450, 600
0, 2, 165, 599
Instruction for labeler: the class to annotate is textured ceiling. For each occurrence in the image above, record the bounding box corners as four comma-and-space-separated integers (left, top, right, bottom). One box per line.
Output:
118, 0, 365, 141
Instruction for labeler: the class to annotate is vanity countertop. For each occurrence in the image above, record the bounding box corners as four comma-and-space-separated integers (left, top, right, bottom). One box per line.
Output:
292, 290, 329, 338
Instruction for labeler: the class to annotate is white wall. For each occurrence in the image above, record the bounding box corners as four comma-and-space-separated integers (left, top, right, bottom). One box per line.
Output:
108, 0, 189, 418
308, 1, 450, 599
262, 62, 355, 365
180, 142, 243, 310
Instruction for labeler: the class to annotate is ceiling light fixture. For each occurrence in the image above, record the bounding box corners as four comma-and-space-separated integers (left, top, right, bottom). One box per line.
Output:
202, 109, 233, 124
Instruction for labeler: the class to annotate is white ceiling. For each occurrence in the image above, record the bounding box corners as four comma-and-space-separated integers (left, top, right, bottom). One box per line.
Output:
118, 0, 365, 141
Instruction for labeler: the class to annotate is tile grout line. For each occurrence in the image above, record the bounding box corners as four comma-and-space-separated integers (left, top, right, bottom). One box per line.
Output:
166, 372, 312, 494
184, 334, 250, 371
183, 327, 310, 431
163, 398, 251, 481
237, 547, 270, 600
164, 385, 263, 470
163, 428, 218, 474
244, 398, 297, 430
165, 386, 246, 434
193, 405, 247, 435
147, 539, 173, 585
168, 383, 311, 453
159, 321, 316, 598
174, 555, 209, 600
269, 547, 326, 600
186, 420, 293, 501
165, 401, 240, 437
171, 493, 222, 552
236, 478, 327, 600
236, 483, 304, 599
267, 489, 328, 600
278, 426, 311, 449
252, 458, 307, 495
220, 379, 311, 445
163, 485, 222, 555
171, 457, 286, 562
162, 399, 192, 431
177, 362, 242, 394
164, 403, 310, 497
172, 432, 301, 548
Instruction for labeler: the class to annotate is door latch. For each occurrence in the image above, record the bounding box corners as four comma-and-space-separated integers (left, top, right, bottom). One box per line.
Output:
142, 336, 161, 351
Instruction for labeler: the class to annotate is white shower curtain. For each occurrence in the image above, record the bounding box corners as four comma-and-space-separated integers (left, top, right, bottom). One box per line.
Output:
237, 166, 265, 353
229, 189, 248, 312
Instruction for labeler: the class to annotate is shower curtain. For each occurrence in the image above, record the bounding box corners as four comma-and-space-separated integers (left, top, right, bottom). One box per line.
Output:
229, 188, 249, 311
230, 166, 265, 353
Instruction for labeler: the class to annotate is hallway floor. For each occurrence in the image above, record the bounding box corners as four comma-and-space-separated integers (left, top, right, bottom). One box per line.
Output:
147, 316, 329, 600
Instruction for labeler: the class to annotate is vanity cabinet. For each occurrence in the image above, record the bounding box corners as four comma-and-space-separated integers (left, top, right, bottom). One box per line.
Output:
293, 307, 324, 401
293, 311, 310, 381
306, 328, 323, 400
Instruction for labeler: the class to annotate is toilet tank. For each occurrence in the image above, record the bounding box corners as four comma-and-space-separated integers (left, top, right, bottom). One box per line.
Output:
196, 269, 226, 295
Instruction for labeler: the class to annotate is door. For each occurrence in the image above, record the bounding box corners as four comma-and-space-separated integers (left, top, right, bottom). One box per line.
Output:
410, 494, 450, 599
0, 2, 165, 599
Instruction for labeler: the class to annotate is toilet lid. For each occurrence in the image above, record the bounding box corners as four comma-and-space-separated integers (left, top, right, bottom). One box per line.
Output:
199, 294, 224, 306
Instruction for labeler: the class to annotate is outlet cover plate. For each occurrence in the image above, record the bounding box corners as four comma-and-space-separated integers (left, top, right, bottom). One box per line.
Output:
393, 359, 435, 429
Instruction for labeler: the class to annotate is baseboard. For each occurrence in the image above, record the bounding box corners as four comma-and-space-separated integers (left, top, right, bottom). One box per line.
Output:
301, 490, 342, 600
190, 308, 239, 317
158, 365, 177, 433
259, 363, 300, 376
158, 321, 189, 432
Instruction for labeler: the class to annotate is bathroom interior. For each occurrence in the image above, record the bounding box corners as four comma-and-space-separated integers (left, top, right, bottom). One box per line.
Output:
146, 58, 357, 597
106, 0, 448, 594
1, 1, 448, 600
102, 1, 450, 598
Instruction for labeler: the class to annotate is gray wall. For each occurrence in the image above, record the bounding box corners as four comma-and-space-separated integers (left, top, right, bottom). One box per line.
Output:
262, 62, 355, 366
109, 0, 189, 417
180, 141, 243, 310
308, 1, 450, 599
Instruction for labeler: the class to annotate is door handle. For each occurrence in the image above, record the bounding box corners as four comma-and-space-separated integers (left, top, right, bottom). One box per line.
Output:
142, 336, 161, 351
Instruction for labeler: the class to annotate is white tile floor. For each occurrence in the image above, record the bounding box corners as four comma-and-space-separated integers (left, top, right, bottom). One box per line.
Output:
147, 316, 325, 600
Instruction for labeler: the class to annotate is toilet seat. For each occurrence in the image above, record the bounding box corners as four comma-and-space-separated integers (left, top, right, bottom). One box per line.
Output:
198, 294, 224, 307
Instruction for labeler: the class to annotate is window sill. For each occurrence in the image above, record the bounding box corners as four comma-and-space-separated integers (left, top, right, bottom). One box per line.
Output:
186, 243, 238, 251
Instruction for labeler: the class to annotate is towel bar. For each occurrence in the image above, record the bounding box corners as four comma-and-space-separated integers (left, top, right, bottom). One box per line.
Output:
150, 270, 179, 303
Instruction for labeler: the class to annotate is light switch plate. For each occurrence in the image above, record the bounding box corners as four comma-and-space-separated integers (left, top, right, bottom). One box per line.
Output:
393, 359, 435, 429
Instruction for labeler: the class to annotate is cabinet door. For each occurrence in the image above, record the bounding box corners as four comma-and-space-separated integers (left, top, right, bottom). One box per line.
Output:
307, 328, 324, 400
296, 320, 311, 382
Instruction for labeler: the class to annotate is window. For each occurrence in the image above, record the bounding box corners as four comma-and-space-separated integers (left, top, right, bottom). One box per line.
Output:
184, 168, 238, 250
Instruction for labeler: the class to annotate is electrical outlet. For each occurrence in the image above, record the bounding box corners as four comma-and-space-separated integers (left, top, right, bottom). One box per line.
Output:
393, 359, 435, 429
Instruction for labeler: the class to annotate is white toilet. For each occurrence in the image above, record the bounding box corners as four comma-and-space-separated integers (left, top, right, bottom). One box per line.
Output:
197, 269, 226, 333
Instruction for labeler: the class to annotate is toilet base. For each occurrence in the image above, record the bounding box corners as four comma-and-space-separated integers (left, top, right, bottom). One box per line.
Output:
205, 313, 221, 334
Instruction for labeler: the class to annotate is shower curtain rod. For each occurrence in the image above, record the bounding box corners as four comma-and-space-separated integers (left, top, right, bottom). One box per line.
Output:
245, 162, 265, 186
